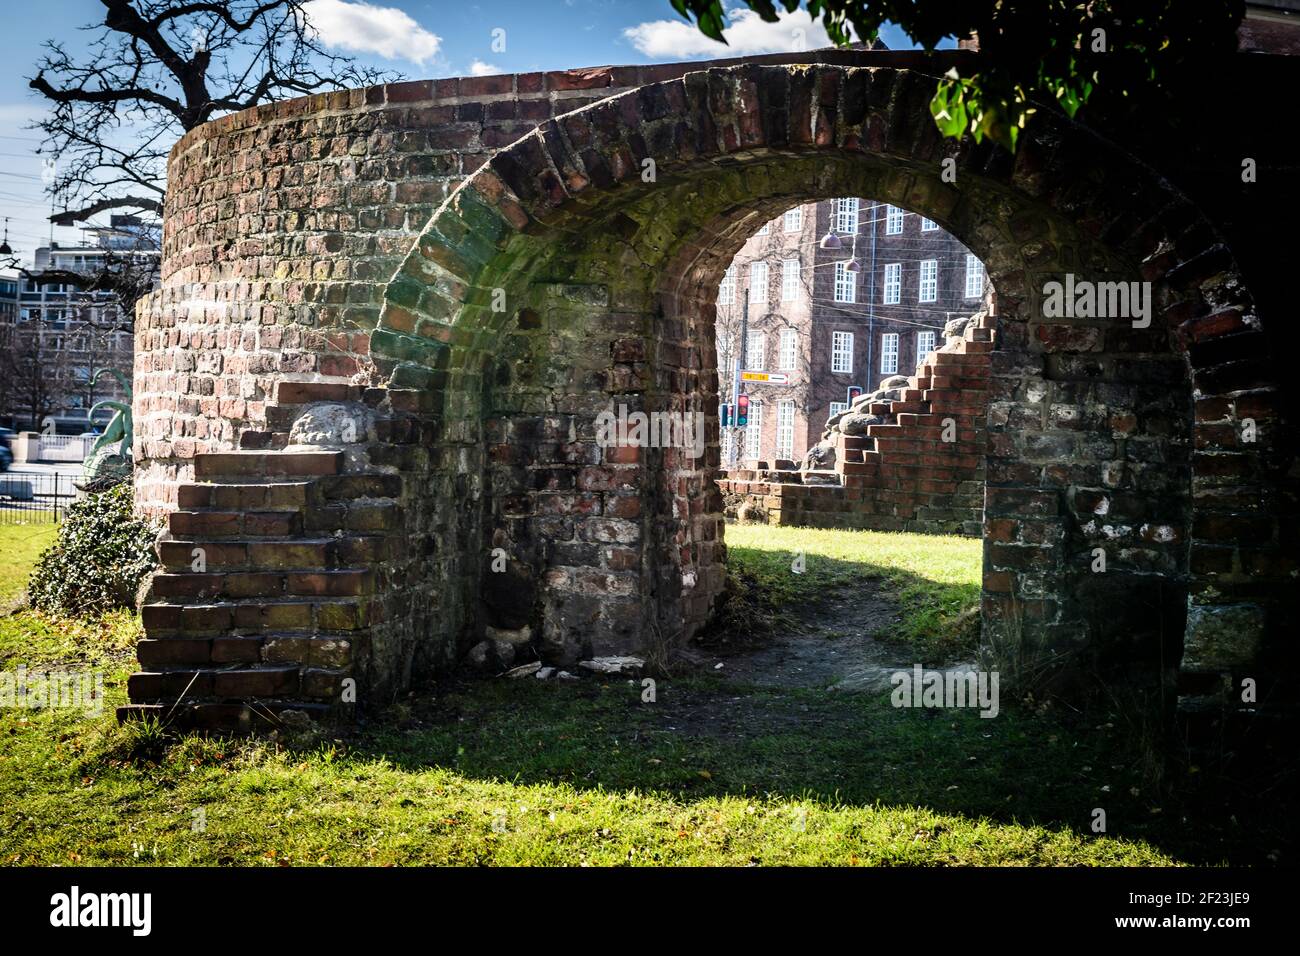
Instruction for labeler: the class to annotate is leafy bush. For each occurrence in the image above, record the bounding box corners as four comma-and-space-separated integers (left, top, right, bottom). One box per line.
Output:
28, 484, 158, 616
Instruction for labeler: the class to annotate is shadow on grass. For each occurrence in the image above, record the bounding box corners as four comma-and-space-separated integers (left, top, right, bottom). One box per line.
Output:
346, 669, 1279, 865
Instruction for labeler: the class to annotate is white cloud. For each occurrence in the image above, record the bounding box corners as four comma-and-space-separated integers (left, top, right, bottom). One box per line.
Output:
304, 0, 442, 66
623, 6, 837, 59
468, 60, 503, 77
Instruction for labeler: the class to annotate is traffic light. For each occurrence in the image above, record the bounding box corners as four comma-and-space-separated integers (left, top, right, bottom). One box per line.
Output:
719, 403, 732, 426
847, 385, 863, 403
736, 393, 750, 427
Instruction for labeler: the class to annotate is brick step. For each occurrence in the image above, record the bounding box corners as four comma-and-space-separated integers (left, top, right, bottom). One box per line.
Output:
928, 351, 987, 367
865, 423, 904, 437
929, 374, 988, 391
967, 327, 994, 342
169, 510, 304, 539
131, 633, 355, 673
955, 339, 994, 354
158, 536, 389, 572
839, 435, 872, 450
239, 430, 290, 450
888, 400, 929, 415
128, 665, 302, 700
900, 388, 925, 402
176, 482, 310, 512
147, 569, 375, 603
194, 450, 343, 481
867, 401, 893, 415
842, 448, 863, 463
140, 597, 371, 638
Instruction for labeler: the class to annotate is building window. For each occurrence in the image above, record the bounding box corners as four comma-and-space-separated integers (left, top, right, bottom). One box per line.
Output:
831, 330, 854, 374
744, 402, 763, 460
834, 260, 856, 303
721, 424, 732, 463
885, 205, 904, 235
964, 253, 984, 299
917, 330, 936, 359
919, 259, 938, 302
920, 217, 939, 232
881, 333, 899, 374
718, 265, 735, 306
750, 261, 768, 304
746, 331, 766, 371
834, 197, 859, 234
883, 263, 901, 304
776, 401, 795, 459
757, 222, 770, 235
778, 328, 798, 370
783, 207, 802, 232
781, 258, 800, 302
828, 401, 849, 421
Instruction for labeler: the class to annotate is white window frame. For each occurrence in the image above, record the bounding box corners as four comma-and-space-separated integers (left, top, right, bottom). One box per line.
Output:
783, 207, 803, 232
885, 205, 904, 235
831, 330, 854, 375
750, 261, 768, 304
833, 260, 856, 303
744, 403, 763, 460
834, 197, 859, 234
920, 217, 939, 232
776, 401, 795, 460
828, 401, 849, 421
756, 222, 770, 235
781, 258, 800, 302
881, 333, 899, 375
718, 265, 735, 306
919, 259, 938, 303
917, 330, 936, 359
882, 263, 901, 304
778, 328, 798, 371
746, 330, 766, 371
964, 253, 984, 299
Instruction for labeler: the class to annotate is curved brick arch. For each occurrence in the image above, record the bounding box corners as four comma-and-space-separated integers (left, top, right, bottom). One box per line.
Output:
126, 54, 1292, 735
373, 63, 1278, 711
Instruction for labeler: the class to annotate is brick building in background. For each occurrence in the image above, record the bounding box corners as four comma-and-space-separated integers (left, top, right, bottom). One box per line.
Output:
717, 198, 987, 466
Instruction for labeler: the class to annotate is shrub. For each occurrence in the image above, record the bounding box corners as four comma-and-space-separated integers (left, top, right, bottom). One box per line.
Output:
28, 484, 158, 616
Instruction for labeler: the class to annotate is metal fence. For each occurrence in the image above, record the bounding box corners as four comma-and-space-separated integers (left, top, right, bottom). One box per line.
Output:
0, 472, 78, 524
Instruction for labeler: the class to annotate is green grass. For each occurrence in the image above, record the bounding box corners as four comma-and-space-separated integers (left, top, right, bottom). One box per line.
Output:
0, 522, 59, 606
721, 524, 982, 661
0, 518, 1268, 867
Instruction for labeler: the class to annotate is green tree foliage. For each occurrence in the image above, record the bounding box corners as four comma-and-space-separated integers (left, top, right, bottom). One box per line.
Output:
669, 1, 1244, 150
28, 484, 158, 616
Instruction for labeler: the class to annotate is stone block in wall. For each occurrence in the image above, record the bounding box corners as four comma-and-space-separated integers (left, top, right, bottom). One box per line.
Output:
1181, 603, 1265, 672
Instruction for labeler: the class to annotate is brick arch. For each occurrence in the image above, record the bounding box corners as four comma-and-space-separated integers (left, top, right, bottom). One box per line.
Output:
373, 63, 1277, 709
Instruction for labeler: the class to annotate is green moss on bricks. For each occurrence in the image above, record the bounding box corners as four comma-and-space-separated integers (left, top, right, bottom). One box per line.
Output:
370, 328, 450, 368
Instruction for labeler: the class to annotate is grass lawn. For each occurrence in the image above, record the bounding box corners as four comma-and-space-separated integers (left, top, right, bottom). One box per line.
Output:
0, 522, 59, 606
0, 521, 1265, 866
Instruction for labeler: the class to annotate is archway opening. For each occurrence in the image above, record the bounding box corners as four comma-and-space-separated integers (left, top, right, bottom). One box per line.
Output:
370, 65, 1219, 719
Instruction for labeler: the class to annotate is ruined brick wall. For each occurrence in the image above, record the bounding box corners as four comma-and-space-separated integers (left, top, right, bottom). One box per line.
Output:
134, 48, 963, 514
129, 53, 1296, 736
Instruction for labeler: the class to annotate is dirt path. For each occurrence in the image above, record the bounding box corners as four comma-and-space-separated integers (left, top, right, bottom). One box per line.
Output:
688, 582, 976, 695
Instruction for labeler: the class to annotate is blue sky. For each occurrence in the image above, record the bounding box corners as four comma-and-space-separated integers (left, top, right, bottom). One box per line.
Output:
0, 1, 923, 258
